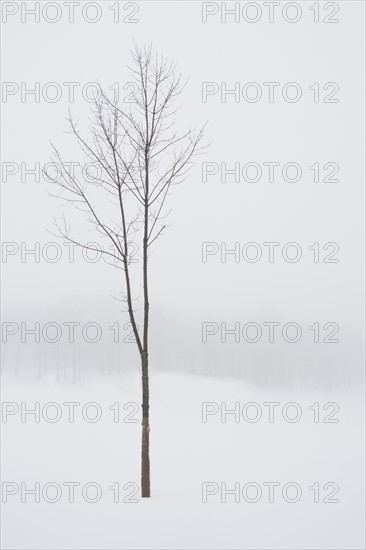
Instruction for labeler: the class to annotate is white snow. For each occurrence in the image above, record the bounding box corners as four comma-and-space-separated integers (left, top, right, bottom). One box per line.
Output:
1, 370, 364, 549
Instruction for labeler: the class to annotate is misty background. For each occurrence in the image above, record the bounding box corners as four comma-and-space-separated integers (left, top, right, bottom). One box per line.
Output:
2, 2, 364, 388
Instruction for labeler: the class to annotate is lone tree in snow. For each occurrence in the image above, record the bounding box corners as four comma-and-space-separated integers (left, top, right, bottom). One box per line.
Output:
49, 44, 206, 497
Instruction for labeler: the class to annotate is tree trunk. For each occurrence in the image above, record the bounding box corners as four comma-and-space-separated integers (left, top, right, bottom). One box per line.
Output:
141, 351, 150, 497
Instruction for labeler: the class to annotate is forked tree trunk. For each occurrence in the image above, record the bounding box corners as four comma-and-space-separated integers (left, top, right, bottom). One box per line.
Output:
141, 351, 150, 497
50, 45, 205, 502
141, 158, 150, 497
49, 46, 204, 504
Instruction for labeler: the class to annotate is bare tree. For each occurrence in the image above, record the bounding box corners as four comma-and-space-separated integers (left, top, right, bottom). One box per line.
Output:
48, 44, 206, 497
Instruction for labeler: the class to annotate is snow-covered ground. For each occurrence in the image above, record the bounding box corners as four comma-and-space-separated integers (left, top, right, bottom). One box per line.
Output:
1, 370, 364, 549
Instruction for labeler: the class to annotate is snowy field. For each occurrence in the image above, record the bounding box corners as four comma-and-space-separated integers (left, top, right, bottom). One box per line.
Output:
1, 370, 364, 550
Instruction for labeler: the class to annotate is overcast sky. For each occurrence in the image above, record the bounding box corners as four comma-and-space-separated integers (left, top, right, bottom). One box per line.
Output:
1, 1, 364, 384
